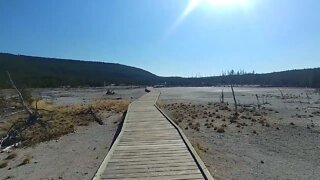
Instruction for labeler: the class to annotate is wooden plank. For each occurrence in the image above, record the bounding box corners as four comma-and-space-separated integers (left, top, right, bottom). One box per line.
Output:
101, 169, 202, 178
106, 159, 196, 166
104, 165, 200, 175
101, 174, 204, 180
109, 155, 194, 163
112, 150, 190, 156
112, 152, 190, 159
105, 161, 197, 170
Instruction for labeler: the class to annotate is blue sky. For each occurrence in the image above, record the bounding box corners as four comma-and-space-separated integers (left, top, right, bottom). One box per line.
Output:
0, 0, 319, 77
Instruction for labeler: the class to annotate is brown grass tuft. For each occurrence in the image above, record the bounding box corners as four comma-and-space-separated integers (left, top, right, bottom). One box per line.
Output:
17, 157, 30, 167
0, 161, 8, 168
5, 153, 17, 160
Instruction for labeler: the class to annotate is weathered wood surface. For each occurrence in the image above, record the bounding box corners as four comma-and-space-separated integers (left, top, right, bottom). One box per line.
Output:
93, 91, 213, 180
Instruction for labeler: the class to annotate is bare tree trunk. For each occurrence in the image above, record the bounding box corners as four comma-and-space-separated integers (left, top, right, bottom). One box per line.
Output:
278, 88, 284, 99
1, 72, 41, 148
231, 85, 237, 112
256, 94, 260, 109
220, 89, 224, 103
7, 72, 34, 117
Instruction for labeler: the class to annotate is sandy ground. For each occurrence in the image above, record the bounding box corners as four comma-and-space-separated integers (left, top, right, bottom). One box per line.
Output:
0, 87, 146, 180
159, 87, 320, 180
1, 86, 319, 179
33, 86, 146, 105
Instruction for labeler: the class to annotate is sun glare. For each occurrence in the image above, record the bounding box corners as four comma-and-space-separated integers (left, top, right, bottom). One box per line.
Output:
163, 0, 249, 42
183, 0, 249, 17
206, 0, 248, 6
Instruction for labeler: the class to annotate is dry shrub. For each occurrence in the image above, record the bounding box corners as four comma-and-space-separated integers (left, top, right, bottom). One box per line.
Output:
172, 111, 180, 119
206, 123, 213, 128
217, 127, 225, 133
189, 122, 200, 131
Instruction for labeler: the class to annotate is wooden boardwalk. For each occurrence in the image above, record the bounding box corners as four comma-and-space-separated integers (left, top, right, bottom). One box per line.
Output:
93, 91, 213, 180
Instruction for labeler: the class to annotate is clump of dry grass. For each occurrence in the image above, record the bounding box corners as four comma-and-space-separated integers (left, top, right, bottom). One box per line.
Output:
17, 157, 30, 167
1, 99, 129, 147
5, 153, 17, 160
192, 141, 209, 154
192, 122, 201, 131
0, 160, 8, 168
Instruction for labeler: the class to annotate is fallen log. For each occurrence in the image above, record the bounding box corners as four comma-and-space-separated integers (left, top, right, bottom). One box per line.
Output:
88, 107, 104, 125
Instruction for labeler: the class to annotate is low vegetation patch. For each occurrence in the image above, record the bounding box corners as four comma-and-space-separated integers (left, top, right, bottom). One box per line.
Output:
0, 160, 8, 168
162, 101, 277, 135
192, 141, 209, 154
0, 99, 129, 147
5, 153, 17, 160
17, 157, 30, 167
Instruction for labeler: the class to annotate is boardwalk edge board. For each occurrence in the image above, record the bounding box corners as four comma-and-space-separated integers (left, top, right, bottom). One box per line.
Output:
155, 104, 214, 180
92, 103, 133, 180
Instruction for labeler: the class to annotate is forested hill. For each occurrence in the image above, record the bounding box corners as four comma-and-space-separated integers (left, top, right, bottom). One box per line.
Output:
0, 53, 160, 88
165, 68, 320, 88
0, 53, 319, 88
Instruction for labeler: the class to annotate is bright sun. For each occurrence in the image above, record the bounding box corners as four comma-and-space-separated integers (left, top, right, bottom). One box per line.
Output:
163, 0, 249, 41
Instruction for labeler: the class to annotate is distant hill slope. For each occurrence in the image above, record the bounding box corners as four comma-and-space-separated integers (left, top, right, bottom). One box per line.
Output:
164, 68, 320, 88
0, 53, 160, 88
0, 53, 319, 88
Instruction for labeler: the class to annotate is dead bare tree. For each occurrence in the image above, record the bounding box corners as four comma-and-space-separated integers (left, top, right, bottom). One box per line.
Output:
220, 89, 224, 103
231, 85, 237, 112
278, 88, 285, 99
6, 72, 38, 124
256, 94, 260, 109
0, 72, 41, 149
